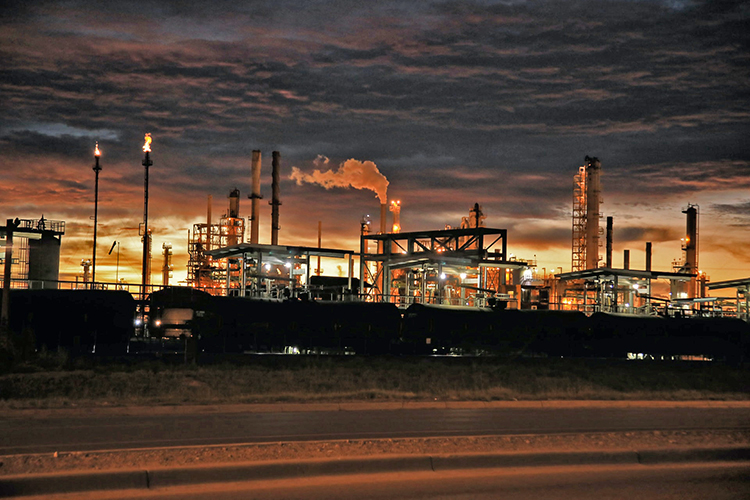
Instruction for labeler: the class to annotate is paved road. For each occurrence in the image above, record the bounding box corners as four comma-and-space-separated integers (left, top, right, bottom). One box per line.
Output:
2, 406, 748, 455
23, 463, 750, 500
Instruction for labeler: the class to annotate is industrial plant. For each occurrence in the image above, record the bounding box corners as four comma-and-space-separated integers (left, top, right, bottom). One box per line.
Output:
1, 146, 749, 362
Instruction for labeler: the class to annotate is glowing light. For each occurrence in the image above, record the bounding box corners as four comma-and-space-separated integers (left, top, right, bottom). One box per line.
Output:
143, 133, 152, 153
460, 273, 467, 280
94, 142, 101, 157
440, 273, 446, 280
264, 263, 271, 271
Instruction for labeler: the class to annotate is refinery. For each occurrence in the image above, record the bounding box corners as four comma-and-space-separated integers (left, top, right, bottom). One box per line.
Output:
1, 141, 749, 361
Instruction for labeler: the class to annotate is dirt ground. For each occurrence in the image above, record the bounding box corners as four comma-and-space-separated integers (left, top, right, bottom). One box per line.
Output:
2, 429, 748, 476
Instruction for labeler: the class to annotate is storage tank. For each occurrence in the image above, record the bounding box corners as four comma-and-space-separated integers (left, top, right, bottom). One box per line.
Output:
28, 230, 62, 289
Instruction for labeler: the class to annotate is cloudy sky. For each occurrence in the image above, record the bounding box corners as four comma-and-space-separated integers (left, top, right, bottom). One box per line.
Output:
2, 0, 749, 287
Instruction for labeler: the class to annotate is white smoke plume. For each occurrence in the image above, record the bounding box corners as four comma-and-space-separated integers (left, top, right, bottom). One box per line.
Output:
290, 156, 389, 204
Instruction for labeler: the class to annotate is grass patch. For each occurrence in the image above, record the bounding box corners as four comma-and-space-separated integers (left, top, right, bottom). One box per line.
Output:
0, 356, 748, 409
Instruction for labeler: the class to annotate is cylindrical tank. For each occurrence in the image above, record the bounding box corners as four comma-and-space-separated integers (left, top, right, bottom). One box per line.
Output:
28, 232, 61, 289
585, 156, 601, 270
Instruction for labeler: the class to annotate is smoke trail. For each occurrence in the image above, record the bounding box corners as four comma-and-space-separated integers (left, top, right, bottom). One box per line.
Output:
290, 156, 389, 203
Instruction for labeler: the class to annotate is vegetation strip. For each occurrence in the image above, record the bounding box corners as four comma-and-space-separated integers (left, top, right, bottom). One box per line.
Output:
2, 357, 748, 409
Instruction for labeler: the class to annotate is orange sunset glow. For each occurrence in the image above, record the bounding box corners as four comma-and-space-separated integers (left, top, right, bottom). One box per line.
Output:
1, 1, 748, 296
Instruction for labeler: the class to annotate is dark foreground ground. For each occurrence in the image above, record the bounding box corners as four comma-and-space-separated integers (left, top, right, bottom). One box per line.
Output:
2, 356, 748, 409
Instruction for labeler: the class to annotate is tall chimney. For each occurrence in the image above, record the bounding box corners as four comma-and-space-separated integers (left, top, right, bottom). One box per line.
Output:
206, 195, 212, 252
379, 203, 387, 234
645, 241, 652, 271
606, 216, 613, 268
683, 204, 698, 298
584, 156, 601, 269
229, 188, 240, 219
270, 151, 281, 246
249, 150, 261, 244
623, 249, 630, 270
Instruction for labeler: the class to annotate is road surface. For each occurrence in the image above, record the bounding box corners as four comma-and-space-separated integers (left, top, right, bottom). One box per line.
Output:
2, 405, 748, 455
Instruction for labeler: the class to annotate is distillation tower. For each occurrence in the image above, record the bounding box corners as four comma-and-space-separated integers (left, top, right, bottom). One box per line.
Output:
572, 156, 602, 272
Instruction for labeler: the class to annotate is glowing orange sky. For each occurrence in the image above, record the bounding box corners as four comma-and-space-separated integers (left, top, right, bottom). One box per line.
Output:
1, 1, 749, 291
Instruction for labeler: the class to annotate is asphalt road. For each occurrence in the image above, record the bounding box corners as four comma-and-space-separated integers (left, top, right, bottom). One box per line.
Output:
2, 405, 749, 455
22, 463, 750, 500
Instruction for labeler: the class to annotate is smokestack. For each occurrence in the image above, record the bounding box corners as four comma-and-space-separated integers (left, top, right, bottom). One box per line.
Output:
645, 242, 652, 271
584, 156, 601, 269
623, 249, 630, 270
316, 221, 322, 276
683, 204, 698, 298
380, 203, 387, 234
249, 150, 261, 244
606, 216, 613, 268
229, 188, 240, 219
271, 151, 281, 246
206, 195, 212, 252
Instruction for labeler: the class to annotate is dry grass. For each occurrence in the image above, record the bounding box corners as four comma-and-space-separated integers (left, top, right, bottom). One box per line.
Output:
1, 356, 748, 409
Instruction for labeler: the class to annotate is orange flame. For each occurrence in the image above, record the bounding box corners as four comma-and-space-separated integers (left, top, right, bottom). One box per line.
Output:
94, 142, 101, 157
143, 133, 152, 153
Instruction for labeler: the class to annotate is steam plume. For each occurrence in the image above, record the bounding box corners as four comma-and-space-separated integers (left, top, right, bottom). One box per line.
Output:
290, 155, 388, 203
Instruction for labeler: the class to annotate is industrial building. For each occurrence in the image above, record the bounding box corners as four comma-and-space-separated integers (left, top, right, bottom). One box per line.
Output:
187, 189, 245, 294
176, 151, 747, 320
2, 148, 748, 323
1, 217, 66, 289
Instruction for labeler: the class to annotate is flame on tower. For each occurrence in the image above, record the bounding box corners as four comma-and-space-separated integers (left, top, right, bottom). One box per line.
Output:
94, 142, 101, 157
143, 133, 152, 153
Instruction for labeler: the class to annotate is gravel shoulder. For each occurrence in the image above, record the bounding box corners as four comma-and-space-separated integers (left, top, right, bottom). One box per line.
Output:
2, 400, 749, 477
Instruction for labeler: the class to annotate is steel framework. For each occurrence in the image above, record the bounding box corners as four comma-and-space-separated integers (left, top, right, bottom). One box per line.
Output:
572, 165, 586, 272
359, 227, 522, 305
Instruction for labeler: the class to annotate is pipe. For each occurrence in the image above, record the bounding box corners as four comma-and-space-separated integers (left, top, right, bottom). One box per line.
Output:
623, 249, 630, 270
270, 151, 281, 246
206, 195, 212, 252
249, 150, 261, 244
316, 220, 322, 276
645, 242, 652, 271
1, 219, 15, 334
683, 205, 698, 298
606, 216, 613, 268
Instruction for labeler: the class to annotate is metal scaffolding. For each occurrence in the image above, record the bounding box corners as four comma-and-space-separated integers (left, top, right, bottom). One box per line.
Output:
187, 213, 245, 294
572, 165, 587, 272
359, 227, 526, 307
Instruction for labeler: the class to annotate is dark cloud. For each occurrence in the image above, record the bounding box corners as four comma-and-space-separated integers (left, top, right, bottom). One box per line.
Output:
1, 0, 748, 282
